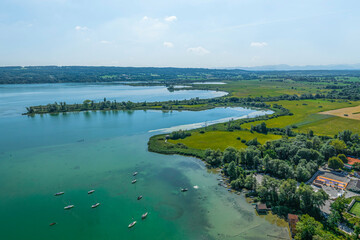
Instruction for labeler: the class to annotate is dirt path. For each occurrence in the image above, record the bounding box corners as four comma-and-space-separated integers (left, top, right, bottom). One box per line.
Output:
319, 105, 360, 120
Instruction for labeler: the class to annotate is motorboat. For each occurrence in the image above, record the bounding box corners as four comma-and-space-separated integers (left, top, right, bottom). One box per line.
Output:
132, 179, 137, 184
128, 221, 137, 228
88, 190, 95, 194
133, 172, 138, 176
181, 188, 188, 192
137, 195, 143, 200
49, 222, 56, 226
141, 212, 148, 219
54, 192, 64, 196
91, 203, 100, 208
64, 205, 74, 210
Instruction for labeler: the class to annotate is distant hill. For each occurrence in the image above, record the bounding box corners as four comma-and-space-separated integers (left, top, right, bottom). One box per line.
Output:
228, 64, 360, 71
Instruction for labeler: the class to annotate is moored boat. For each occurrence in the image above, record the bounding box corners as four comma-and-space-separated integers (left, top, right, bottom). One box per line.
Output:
49, 222, 57, 226
128, 221, 137, 228
137, 195, 142, 200
64, 205, 74, 210
181, 188, 188, 192
132, 179, 137, 184
54, 192, 64, 196
141, 212, 148, 219
91, 203, 100, 208
88, 190, 95, 194
133, 172, 138, 176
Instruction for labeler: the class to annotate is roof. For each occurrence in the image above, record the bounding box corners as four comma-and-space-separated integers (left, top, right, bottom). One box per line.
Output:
288, 214, 299, 221
344, 164, 353, 168
257, 203, 268, 210
347, 157, 360, 165
347, 180, 360, 191
314, 176, 348, 189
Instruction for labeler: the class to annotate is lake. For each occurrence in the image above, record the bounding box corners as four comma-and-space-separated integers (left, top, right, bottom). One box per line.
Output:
0, 83, 289, 240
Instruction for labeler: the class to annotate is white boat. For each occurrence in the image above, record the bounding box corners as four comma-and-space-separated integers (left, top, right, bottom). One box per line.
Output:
132, 179, 137, 184
64, 205, 74, 210
128, 221, 137, 228
54, 192, 64, 196
91, 203, 100, 208
137, 195, 143, 200
133, 172, 138, 176
141, 212, 148, 219
88, 190, 95, 194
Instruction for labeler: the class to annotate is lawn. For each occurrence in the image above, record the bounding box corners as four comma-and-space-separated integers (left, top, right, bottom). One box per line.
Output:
169, 130, 282, 151
350, 202, 360, 217
241, 99, 360, 135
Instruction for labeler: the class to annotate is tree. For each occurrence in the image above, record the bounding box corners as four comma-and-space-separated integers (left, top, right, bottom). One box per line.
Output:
227, 161, 237, 180
328, 156, 344, 170
279, 179, 299, 208
295, 214, 323, 240
337, 154, 347, 163
244, 174, 257, 190
222, 147, 239, 164
320, 144, 336, 161
330, 139, 347, 154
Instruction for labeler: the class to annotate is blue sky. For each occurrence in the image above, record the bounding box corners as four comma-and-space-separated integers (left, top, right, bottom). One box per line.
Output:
0, 0, 359, 67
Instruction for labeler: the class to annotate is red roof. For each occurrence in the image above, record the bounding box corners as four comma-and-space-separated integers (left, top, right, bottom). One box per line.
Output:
347, 157, 360, 165
288, 214, 299, 221
257, 203, 268, 210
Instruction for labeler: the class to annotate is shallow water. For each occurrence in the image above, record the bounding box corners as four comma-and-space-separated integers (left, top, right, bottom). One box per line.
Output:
0, 83, 289, 240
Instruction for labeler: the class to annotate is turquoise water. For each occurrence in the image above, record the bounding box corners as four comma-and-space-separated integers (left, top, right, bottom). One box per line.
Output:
0, 83, 289, 240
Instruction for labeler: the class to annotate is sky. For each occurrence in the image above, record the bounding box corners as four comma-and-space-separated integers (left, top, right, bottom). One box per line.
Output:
0, 0, 359, 68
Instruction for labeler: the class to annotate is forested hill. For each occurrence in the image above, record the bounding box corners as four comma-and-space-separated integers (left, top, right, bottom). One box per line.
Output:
0, 66, 250, 84
1, 66, 360, 84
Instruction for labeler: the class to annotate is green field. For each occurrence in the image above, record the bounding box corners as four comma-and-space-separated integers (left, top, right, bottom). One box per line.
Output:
350, 202, 360, 217
169, 130, 282, 151
203, 80, 331, 98
241, 99, 360, 135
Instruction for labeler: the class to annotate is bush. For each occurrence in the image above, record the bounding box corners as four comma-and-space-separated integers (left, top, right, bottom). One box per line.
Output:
236, 137, 241, 140
241, 139, 246, 143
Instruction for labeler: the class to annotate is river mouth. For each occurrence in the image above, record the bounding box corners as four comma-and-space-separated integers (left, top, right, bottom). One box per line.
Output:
0, 83, 289, 240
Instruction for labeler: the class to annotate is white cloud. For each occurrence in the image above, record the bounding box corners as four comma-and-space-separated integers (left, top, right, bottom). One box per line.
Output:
250, 42, 268, 47
100, 40, 110, 44
75, 26, 89, 31
163, 41, 174, 48
187, 46, 210, 55
136, 16, 169, 39
164, 16, 177, 22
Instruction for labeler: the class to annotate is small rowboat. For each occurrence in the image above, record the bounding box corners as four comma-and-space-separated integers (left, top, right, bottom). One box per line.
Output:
132, 179, 137, 184
88, 190, 95, 194
91, 203, 100, 208
54, 192, 64, 196
141, 212, 148, 219
137, 195, 143, 200
133, 172, 138, 176
64, 205, 74, 210
49, 222, 57, 226
128, 221, 137, 228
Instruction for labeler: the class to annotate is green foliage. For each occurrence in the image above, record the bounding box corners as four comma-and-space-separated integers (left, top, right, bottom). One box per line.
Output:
169, 130, 191, 140
295, 214, 323, 240
328, 156, 344, 169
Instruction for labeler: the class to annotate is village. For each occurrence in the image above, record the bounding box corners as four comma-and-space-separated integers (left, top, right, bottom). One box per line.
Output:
249, 155, 360, 238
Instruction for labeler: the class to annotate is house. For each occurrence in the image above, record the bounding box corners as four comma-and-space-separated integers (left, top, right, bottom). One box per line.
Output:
313, 176, 348, 190
347, 157, 360, 166
344, 164, 353, 170
288, 214, 299, 237
256, 203, 269, 214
